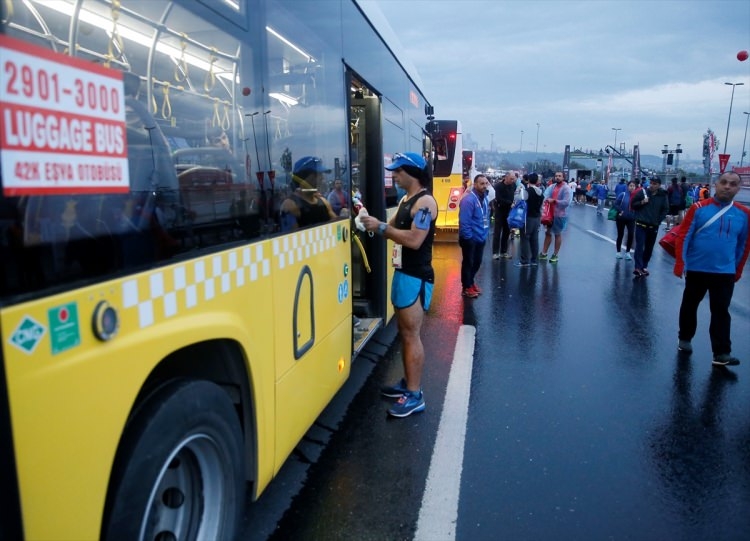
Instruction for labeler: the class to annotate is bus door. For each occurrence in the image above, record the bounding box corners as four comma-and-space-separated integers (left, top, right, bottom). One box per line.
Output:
348, 75, 385, 354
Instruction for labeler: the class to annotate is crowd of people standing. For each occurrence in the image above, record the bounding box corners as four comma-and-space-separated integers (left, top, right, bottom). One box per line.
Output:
457, 169, 749, 370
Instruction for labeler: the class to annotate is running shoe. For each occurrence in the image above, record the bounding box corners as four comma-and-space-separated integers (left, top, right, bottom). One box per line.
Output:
492, 253, 501, 260
538, 253, 548, 260
514, 261, 530, 267
625, 253, 632, 261
642, 268, 650, 276
712, 355, 740, 367
549, 254, 559, 264
615, 252, 623, 259
462, 288, 479, 298
380, 378, 409, 398
678, 340, 693, 353
387, 390, 425, 418
470, 284, 482, 294
502, 253, 513, 259
633, 269, 644, 277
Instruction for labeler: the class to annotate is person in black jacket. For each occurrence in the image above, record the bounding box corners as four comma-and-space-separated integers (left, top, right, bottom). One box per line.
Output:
631, 177, 669, 277
491, 172, 516, 259
517, 173, 544, 266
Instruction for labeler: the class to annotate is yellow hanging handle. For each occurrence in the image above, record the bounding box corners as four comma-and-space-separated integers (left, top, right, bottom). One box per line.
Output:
3, 0, 14, 22
204, 48, 217, 92
221, 101, 231, 131
105, 0, 124, 67
174, 35, 189, 82
161, 83, 172, 120
211, 98, 221, 128
352, 232, 371, 273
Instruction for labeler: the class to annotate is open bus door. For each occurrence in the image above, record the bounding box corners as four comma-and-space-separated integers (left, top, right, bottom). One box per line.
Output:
348, 74, 387, 355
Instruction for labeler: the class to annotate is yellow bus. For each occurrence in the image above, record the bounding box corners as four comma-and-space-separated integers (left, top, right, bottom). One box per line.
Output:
0, 1, 432, 538
426, 119, 474, 238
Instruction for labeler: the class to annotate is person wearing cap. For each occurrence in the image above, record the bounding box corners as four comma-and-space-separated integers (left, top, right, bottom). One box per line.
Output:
630, 176, 669, 277
280, 156, 337, 231
359, 152, 437, 418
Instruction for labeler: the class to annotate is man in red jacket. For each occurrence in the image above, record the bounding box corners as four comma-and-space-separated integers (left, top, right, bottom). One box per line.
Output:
673, 171, 750, 367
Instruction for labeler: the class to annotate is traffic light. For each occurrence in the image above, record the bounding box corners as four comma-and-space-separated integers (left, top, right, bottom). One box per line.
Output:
462, 151, 473, 175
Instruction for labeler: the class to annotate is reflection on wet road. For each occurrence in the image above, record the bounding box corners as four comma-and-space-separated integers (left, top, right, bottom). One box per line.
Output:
246, 202, 750, 541
461, 203, 750, 540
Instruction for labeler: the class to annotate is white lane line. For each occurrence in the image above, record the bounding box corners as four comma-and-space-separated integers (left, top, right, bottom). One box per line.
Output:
587, 229, 616, 245
414, 325, 476, 541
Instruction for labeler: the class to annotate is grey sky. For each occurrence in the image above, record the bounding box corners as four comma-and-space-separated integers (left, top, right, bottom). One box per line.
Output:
368, 0, 750, 164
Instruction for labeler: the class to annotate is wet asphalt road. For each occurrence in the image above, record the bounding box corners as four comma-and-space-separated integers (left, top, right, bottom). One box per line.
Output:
240, 202, 750, 541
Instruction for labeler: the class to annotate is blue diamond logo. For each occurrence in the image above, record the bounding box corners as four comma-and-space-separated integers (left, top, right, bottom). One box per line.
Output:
9, 316, 46, 354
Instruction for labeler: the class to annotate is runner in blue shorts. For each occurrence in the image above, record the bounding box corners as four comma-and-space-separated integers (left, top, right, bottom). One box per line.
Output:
391, 270, 433, 311
359, 152, 438, 418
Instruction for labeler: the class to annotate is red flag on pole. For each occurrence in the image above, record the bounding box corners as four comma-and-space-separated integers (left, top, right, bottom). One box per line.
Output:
719, 154, 730, 173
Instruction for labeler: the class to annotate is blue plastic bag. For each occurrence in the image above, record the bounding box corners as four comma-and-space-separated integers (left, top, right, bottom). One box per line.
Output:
507, 200, 527, 229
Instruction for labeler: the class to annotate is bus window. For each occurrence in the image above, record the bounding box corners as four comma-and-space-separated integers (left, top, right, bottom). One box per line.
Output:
0, 0, 260, 298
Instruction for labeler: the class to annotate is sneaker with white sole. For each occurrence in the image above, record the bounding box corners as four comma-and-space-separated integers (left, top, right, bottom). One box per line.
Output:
616, 252, 623, 259
462, 287, 479, 298
387, 390, 426, 417
712, 354, 740, 367
625, 253, 633, 261
380, 378, 409, 398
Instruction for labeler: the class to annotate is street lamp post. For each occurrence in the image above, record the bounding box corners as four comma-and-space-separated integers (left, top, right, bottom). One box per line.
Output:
741, 112, 749, 167
723, 82, 745, 154
612, 128, 621, 150
535, 123, 540, 170
520, 130, 524, 153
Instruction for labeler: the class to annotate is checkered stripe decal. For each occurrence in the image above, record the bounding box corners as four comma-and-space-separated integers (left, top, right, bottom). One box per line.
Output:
122, 226, 339, 328
272, 225, 338, 268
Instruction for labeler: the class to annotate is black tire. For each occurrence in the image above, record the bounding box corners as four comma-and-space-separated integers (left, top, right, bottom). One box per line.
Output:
102, 380, 244, 541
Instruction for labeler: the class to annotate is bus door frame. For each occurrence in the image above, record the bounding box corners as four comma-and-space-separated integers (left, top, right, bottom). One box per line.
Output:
345, 69, 386, 323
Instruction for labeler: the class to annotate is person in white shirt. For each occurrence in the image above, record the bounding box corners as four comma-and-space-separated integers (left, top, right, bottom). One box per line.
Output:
568, 179, 578, 204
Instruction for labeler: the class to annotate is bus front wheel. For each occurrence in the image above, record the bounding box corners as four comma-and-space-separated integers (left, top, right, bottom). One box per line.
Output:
103, 379, 245, 541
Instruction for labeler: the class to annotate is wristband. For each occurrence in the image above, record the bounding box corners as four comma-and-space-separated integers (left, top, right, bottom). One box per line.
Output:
377, 223, 387, 235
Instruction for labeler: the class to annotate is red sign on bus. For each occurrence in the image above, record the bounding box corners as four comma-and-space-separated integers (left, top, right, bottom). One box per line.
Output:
0, 35, 129, 196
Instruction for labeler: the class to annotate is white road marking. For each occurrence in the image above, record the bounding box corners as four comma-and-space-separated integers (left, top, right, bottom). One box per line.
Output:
586, 229, 616, 244
414, 325, 476, 541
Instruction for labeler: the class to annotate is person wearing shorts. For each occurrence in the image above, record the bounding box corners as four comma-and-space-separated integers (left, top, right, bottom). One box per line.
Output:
360, 152, 437, 418
539, 171, 572, 264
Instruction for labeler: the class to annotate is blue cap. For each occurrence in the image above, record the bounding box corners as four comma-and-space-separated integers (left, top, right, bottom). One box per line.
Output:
293, 156, 330, 175
385, 152, 426, 171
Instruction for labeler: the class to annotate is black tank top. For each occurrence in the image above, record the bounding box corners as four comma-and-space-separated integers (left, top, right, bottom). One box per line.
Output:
393, 190, 435, 282
291, 193, 330, 227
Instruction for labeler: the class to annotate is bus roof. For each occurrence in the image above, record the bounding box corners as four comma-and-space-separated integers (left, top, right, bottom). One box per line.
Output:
354, 1, 427, 98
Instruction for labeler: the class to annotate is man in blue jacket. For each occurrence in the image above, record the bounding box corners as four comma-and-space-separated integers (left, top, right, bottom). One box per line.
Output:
458, 174, 490, 297
595, 180, 609, 215
674, 171, 750, 367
